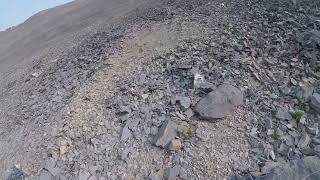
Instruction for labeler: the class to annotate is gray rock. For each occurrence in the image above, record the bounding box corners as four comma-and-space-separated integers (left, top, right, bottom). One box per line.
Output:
265, 118, 273, 129
126, 118, 140, 132
194, 84, 243, 120
275, 110, 292, 121
298, 133, 311, 149
297, 30, 320, 48
6, 167, 25, 180
261, 161, 281, 175
44, 158, 61, 176
168, 139, 182, 151
177, 97, 191, 110
312, 137, 320, 145
193, 73, 215, 91
120, 126, 132, 142
307, 123, 319, 135
148, 169, 164, 180
164, 166, 180, 180
39, 170, 53, 180
311, 93, 320, 113
314, 145, 320, 153
295, 86, 314, 102
88, 176, 98, 180
153, 120, 178, 148
78, 170, 90, 180
259, 156, 320, 180
184, 109, 194, 119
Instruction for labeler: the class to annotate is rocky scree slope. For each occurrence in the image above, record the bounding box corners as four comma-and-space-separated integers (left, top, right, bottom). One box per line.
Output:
2, 0, 320, 179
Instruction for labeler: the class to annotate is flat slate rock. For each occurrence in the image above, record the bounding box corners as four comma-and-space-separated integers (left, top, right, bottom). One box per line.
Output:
258, 156, 320, 180
153, 120, 178, 148
311, 93, 320, 113
194, 84, 243, 120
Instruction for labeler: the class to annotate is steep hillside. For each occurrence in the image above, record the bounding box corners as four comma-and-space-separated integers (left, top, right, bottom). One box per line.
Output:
1, 0, 320, 179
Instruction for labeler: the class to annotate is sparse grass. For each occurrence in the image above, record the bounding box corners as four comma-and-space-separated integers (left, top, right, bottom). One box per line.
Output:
291, 110, 305, 124
177, 127, 193, 139
298, 103, 306, 112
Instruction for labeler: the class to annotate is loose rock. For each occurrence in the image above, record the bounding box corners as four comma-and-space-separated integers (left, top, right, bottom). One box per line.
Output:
259, 156, 320, 180
295, 86, 314, 102
39, 170, 53, 180
298, 134, 311, 149
311, 93, 320, 113
164, 166, 180, 180
148, 169, 164, 180
177, 97, 191, 110
194, 84, 243, 120
275, 110, 292, 121
153, 120, 178, 148
168, 139, 182, 151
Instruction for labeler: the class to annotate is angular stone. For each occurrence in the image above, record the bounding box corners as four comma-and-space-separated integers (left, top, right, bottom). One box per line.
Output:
39, 170, 53, 180
307, 123, 319, 135
312, 137, 320, 145
298, 134, 311, 149
164, 166, 180, 180
193, 73, 215, 92
184, 109, 194, 119
88, 176, 98, 180
295, 86, 314, 102
6, 167, 26, 180
275, 110, 292, 121
261, 161, 280, 175
259, 156, 320, 180
177, 97, 191, 110
126, 118, 140, 132
265, 118, 273, 129
153, 120, 178, 148
78, 170, 90, 180
194, 84, 243, 120
168, 139, 182, 151
120, 126, 132, 142
311, 93, 320, 113
148, 169, 164, 180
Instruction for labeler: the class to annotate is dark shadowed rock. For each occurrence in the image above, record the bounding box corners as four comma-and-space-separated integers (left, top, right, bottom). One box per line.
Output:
295, 86, 314, 103
194, 84, 243, 120
153, 120, 178, 148
311, 93, 320, 113
259, 156, 320, 180
275, 110, 292, 121
6, 167, 26, 180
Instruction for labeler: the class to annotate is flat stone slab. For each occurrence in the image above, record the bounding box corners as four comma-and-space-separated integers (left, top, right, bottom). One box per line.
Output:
194, 84, 243, 120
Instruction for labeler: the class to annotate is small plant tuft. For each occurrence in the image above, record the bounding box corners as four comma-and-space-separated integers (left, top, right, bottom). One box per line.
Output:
177, 127, 193, 139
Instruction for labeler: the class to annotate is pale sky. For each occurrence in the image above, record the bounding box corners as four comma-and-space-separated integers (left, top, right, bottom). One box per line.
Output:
0, 0, 73, 31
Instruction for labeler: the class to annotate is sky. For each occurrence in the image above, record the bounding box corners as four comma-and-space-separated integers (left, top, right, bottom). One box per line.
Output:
0, 0, 73, 31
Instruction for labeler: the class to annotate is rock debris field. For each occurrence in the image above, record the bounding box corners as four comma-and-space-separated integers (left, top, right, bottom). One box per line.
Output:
1, 0, 320, 179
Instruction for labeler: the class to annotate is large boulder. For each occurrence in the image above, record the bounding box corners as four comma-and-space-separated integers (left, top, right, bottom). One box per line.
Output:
194, 84, 243, 120
259, 156, 320, 180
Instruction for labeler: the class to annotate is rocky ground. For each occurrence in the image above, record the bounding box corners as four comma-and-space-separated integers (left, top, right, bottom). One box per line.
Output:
2, 0, 320, 179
